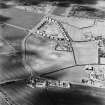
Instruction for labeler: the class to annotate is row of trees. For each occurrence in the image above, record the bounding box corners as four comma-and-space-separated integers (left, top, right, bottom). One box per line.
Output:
0, 15, 11, 24
0, 2, 11, 9
0, 0, 71, 7
16, 0, 97, 4
0, 1, 11, 24
1, 0, 97, 6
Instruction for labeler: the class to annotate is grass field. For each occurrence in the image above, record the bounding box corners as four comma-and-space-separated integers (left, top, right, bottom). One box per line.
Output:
0, 80, 51, 105
2, 25, 27, 41
0, 53, 30, 83
72, 41, 98, 64
2, 7, 44, 29
42, 65, 87, 83
81, 20, 105, 37
52, 6, 67, 16
25, 35, 75, 74
1, 4, 105, 105
1, 77, 105, 105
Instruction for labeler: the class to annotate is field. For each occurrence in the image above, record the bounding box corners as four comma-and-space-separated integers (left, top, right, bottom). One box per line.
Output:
2, 25, 27, 42
42, 65, 87, 83
1, 4, 105, 105
1, 78, 105, 105
72, 41, 98, 64
52, 6, 67, 16
2, 7, 44, 29
25, 35, 75, 74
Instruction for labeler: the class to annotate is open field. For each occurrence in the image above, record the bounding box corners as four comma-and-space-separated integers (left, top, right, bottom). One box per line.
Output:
63, 23, 83, 41
2, 25, 27, 41
1, 24, 28, 50
0, 25, 30, 83
25, 35, 75, 74
52, 6, 67, 16
72, 41, 98, 64
50, 15, 95, 28
2, 7, 44, 29
0, 53, 30, 84
42, 65, 86, 83
0, 80, 52, 105
1, 79, 105, 105
1, 4, 105, 105
81, 20, 105, 38
50, 15, 96, 41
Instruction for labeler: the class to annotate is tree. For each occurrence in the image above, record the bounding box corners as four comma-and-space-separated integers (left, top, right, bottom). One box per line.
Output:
0, 15, 11, 25
0, 3, 11, 9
